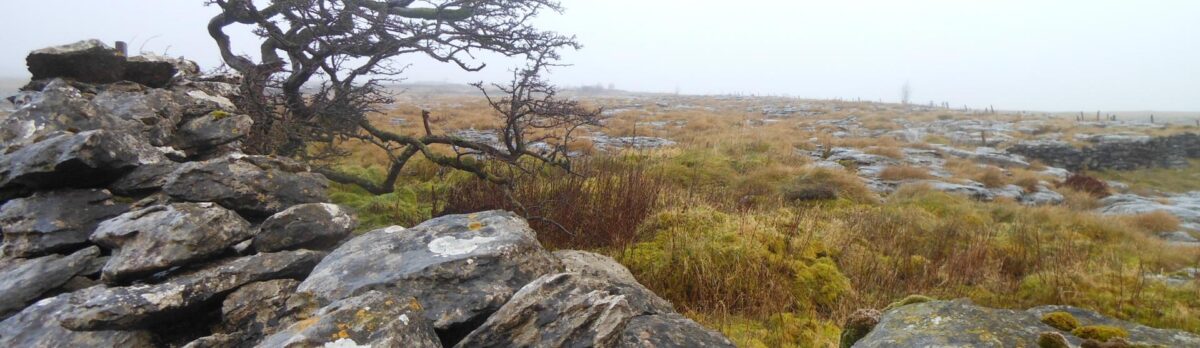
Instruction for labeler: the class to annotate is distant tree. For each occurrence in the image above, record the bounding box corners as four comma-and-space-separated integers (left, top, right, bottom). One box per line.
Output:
205, 0, 600, 194
900, 81, 912, 105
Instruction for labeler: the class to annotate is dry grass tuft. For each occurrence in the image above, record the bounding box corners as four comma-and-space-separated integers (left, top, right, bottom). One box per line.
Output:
878, 165, 933, 181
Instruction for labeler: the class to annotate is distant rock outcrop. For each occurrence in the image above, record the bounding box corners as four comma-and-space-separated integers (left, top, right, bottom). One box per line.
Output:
0, 39, 732, 347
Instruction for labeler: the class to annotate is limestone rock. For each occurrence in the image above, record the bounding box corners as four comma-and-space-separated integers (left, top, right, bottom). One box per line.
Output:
0, 246, 99, 316
108, 161, 181, 196
296, 211, 560, 343
0, 130, 164, 200
617, 313, 736, 348
173, 111, 252, 154
256, 291, 441, 348
0, 79, 95, 152
59, 250, 325, 330
89, 87, 184, 146
91, 203, 253, 283
0, 189, 127, 257
252, 203, 356, 252
852, 299, 1065, 347
219, 279, 301, 338
0, 294, 156, 348
1027, 305, 1200, 347
26, 40, 124, 85
455, 272, 732, 348
164, 154, 327, 217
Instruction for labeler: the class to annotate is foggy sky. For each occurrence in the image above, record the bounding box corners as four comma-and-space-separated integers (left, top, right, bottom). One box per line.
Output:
1, 0, 1198, 112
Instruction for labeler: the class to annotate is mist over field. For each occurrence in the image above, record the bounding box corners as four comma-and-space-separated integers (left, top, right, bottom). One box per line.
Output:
1, 1, 1199, 112
2, 1, 1200, 347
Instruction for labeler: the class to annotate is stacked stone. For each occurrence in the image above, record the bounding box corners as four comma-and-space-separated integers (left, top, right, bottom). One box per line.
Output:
0, 40, 732, 347
1008, 133, 1200, 172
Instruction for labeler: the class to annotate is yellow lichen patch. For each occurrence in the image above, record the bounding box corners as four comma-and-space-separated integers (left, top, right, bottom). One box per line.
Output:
291, 316, 320, 332
408, 298, 423, 311
210, 110, 231, 120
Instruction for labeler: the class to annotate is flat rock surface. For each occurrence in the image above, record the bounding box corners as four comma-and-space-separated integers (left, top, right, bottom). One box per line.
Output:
91, 202, 254, 282
0, 293, 156, 348
297, 210, 561, 342
60, 250, 325, 331
252, 203, 356, 252
164, 154, 327, 217
256, 291, 441, 348
0, 246, 99, 316
0, 189, 127, 257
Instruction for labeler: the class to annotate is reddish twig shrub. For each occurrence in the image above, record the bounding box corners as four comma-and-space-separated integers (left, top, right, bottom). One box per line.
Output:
1059, 173, 1111, 198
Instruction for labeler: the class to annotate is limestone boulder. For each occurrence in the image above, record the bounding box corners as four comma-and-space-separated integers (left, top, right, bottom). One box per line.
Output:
0, 189, 127, 257
164, 154, 327, 217
296, 210, 560, 344
91, 203, 253, 283
252, 203, 356, 252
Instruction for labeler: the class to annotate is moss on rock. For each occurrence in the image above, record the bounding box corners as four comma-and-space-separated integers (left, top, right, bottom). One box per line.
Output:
1072, 325, 1130, 341
1041, 311, 1081, 331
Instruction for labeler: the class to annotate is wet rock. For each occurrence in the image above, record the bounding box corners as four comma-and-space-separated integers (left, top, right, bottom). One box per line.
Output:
919, 180, 996, 201
89, 87, 184, 146
26, 40, 125, 85
59, 250, 325, 330
0, 294, 156, 348
181, 332, 250, 348
554, 249, 641, 285
1028, 305, 1200, 347
108, 161, 181, 196
852, 299, 1069, 347
252, 203, 356, 252
123, 55, 186, 88
219, 279, 300, 337
1019, 186, 1065, 206
0, 246, 99, 316
173, 111, 252, 154
618, 313, 736, 348
0, 130, 164, 200
0, 79, 95, 152
164, 154, 327, 217
1098, 193, 1200, 232
296, 211, 560, 344
456, 272, 732, 348
91, 203, 253, 283
0, 189, 127, 257
257, 291, 441, 348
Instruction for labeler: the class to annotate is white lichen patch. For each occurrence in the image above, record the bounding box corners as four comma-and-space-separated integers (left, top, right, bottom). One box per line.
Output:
428, 236, 499, 257
399, 313, 410, 326
321, 203, 354, 229
323, 338, 369, 348
384, 226, 406, 234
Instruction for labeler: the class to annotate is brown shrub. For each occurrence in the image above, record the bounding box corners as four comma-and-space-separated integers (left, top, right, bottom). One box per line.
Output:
1059, 173, 1111, 198
879, 165, 933, 181
1124, 211, 1182, 233
975, 166, 1007, 188
440, 156, 664, 249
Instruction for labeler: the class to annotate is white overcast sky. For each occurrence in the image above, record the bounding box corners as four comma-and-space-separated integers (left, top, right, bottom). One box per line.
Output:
1, 0, 1198, 111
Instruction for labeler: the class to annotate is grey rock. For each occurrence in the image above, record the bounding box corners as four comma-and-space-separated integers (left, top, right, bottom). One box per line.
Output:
59, 250, 325, 330
89, 87, 184, 146
123, 55, 185, 88
0, 246, 99, 316
0, 189, 127, 257
0, 79, 95, 152
174, 111, 252, 154
181, 332, 250, 348
1028, 305, 1200, 347
252, 203, 356, 252
257, 291, 441, 348
26, 40, 125, 84
0, 294, 156, 348
297, 211, 560, 341
1018, 186, 1065, 206
456, 272, 732, 348
164, 154, 327, 216
219, 279, 301, 337
618, 313, 736, 348
918, 180, 996, 201
91, 203, 254, 283
554, 250, 641, 285
852, 299, 1068, 347
0, 130, 165, 200
109, 161, 181, 196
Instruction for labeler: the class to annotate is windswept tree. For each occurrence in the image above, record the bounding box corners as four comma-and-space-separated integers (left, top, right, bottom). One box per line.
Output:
205, 0, 600, 194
